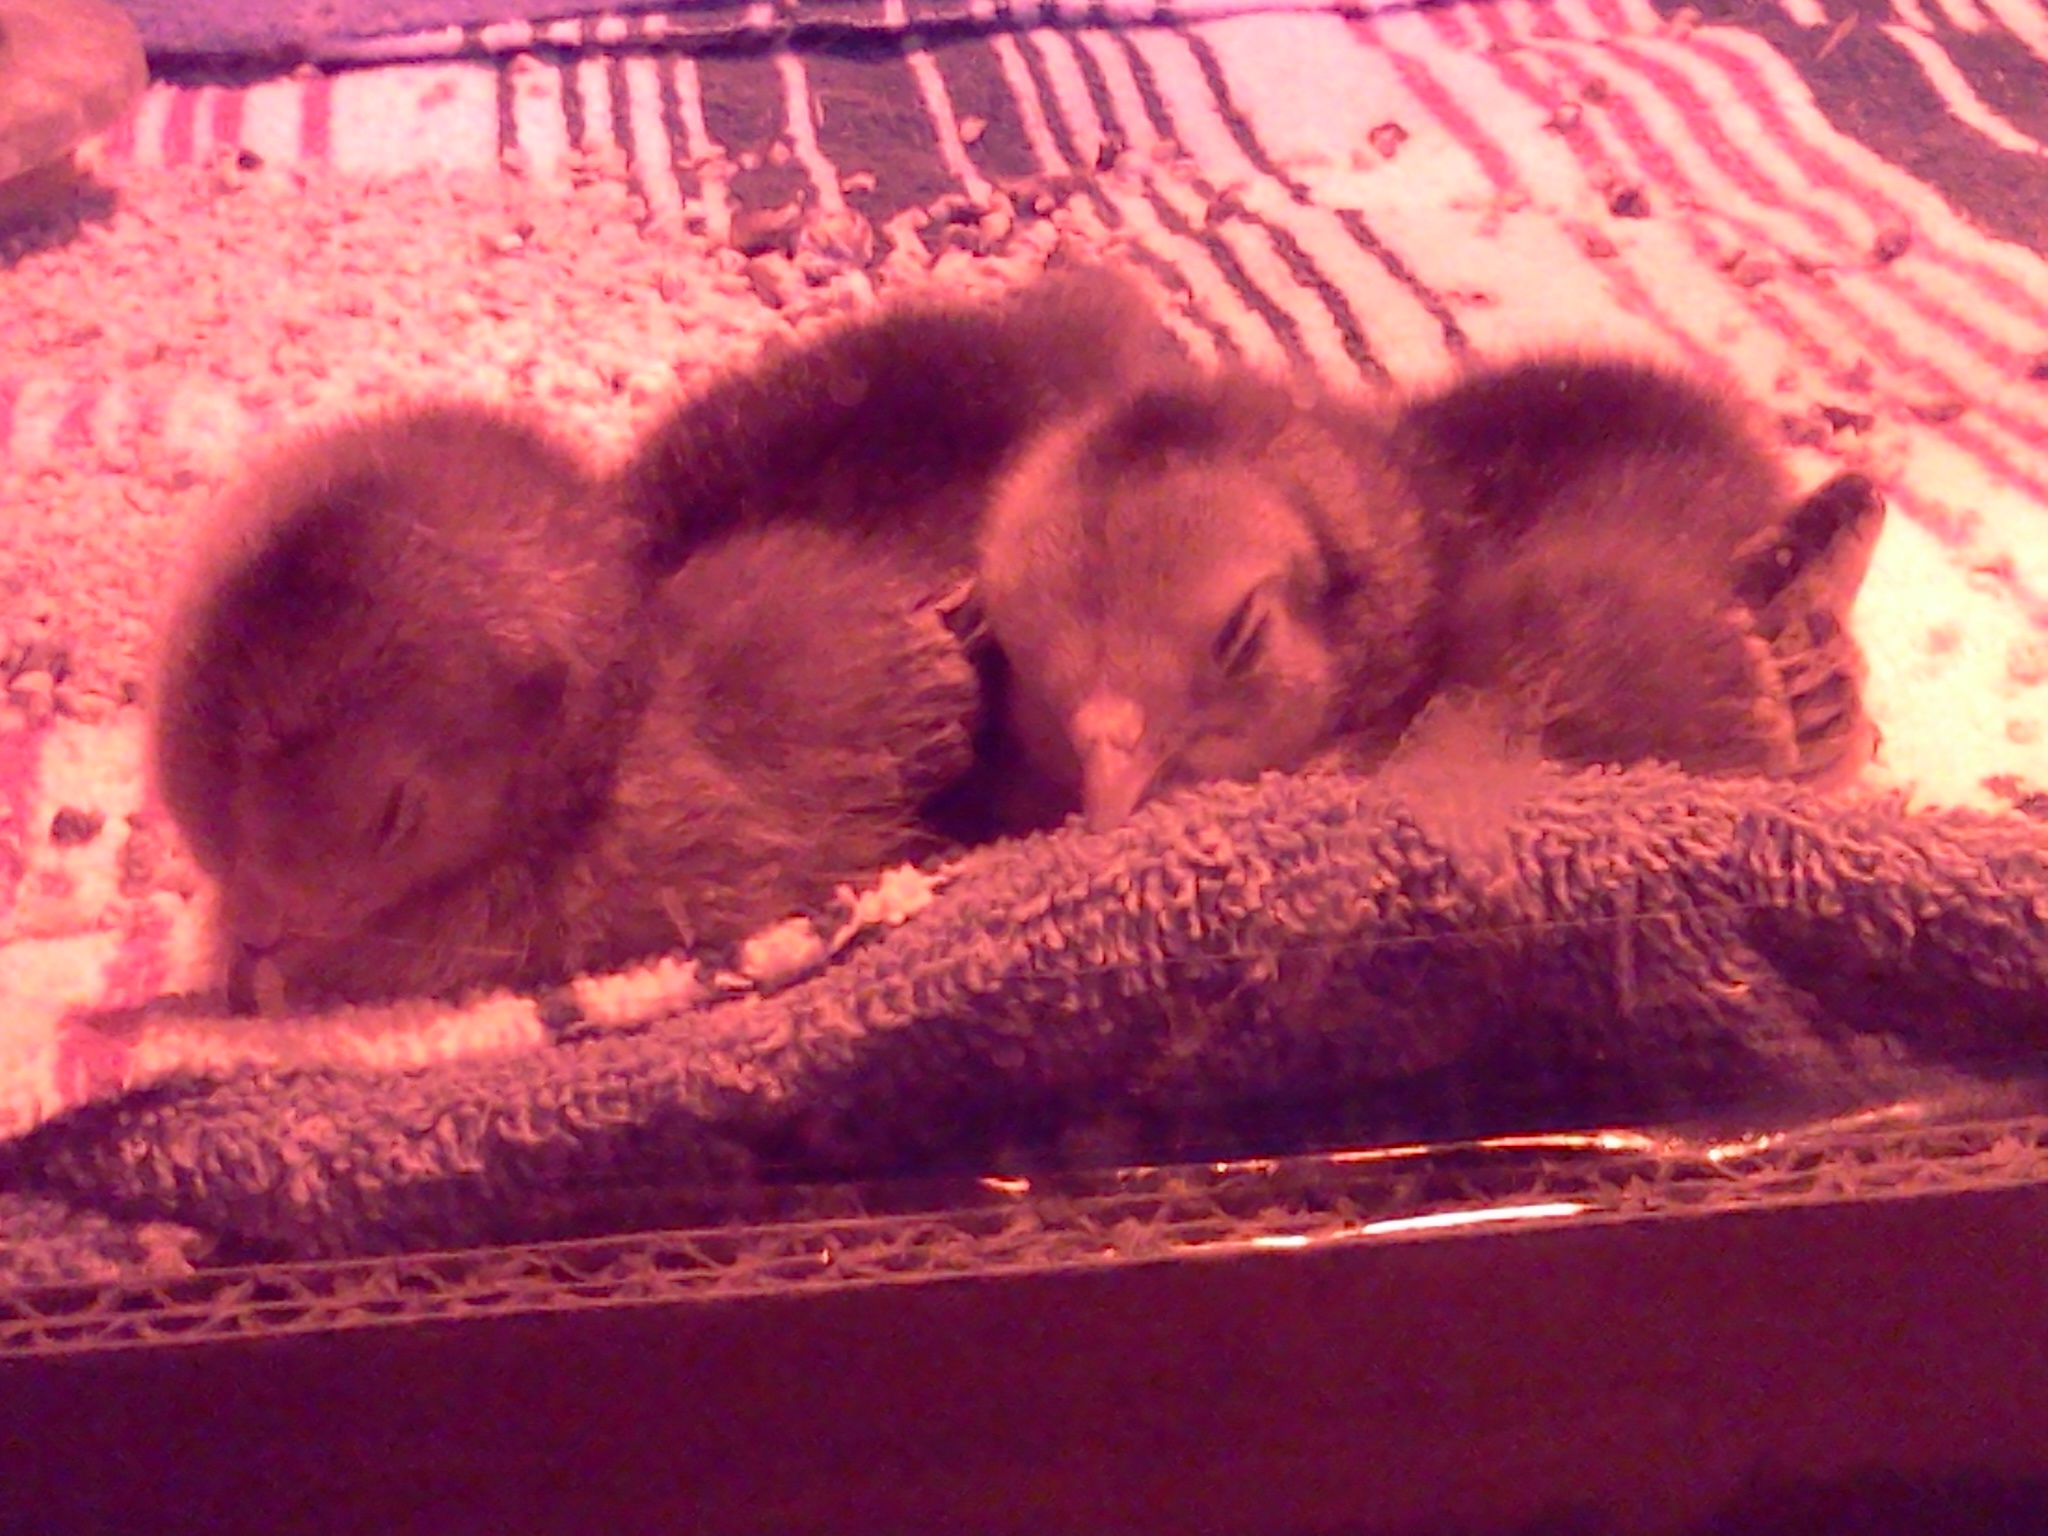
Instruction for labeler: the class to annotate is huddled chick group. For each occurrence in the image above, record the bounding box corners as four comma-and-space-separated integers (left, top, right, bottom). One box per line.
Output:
152, 265, 1887, 1014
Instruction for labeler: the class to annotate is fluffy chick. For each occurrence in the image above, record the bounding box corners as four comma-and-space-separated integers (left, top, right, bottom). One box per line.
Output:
554, 523, 980, 971
1391, 354, 1886, 785
155, 406, 982, 1012
1392, 351, 1797, 559
152, 401, 653, 1012
976, 373, 1440, 832
979, 352, 1887, 834
614, 263, 1186, 846
616, 264, 1186, 580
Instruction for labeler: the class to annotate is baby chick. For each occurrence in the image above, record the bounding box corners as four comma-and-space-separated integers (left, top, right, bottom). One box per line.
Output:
555, 523, 980, 971
154, 404, 983, 1012
977, 352, 1886, 832
616, 264, 1186, 580
976, 373, 1440, 832
152, 400, 653, 1012
1393, 354, 1886, 786
615, 263, 1188, 846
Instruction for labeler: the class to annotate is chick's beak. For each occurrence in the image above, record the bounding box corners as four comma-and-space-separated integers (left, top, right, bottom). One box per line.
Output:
1073, 692, 1161, 833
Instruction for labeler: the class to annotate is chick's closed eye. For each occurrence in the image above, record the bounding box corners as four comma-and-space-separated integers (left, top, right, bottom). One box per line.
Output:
1212, 588, 1273, 679
370, 779, 424, 852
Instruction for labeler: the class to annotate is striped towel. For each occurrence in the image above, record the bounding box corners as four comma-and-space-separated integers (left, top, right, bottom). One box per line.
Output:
91, 0, 2048, 644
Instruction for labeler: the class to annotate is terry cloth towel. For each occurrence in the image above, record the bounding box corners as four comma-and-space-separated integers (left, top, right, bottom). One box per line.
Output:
6, 762, 2048, 1272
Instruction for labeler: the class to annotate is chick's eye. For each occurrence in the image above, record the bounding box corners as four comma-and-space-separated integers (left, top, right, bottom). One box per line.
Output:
1212, 592, 1271, 679
372, 782, 422, 850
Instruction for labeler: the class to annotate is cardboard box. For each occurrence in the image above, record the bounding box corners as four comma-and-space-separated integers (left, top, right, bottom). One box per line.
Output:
8, 1118, 2048, 1535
